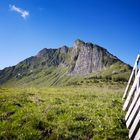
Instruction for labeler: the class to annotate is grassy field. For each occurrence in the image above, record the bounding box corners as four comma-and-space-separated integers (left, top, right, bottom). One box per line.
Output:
0, 85, 128, 140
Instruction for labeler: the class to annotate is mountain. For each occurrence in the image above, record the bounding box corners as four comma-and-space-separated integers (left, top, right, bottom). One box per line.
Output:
0, 39, 132, 87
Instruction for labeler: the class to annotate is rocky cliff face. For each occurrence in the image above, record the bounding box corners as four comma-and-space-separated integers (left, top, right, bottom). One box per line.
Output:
0, 39, 126, 86
70, 39, 118, 75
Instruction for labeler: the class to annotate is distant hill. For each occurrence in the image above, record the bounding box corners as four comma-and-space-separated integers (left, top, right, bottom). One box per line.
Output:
0, 39, 132, 87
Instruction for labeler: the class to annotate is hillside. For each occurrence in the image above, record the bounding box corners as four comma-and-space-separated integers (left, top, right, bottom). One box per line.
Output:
0, 40, 132, 139
0, 39, 132, 87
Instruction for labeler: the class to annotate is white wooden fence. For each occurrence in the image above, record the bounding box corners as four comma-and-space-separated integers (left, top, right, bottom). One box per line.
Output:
123, 54, 140, 140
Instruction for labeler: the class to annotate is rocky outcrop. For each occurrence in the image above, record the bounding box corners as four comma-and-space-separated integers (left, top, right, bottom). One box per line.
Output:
70, 39, 118, 75
59, 46, 69, 54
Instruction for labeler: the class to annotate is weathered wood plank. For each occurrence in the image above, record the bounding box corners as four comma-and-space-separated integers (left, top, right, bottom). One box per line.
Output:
129, 109, 140, 139
126, 96, 140, 128
125, 87, 140, 121
123, 70, 135, 99
123, 70, 140, 111
123, 80, 137, 111
134, 127, 140, 140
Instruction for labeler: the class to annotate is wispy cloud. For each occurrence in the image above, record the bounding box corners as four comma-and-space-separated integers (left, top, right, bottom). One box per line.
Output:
9, 5, 29, 19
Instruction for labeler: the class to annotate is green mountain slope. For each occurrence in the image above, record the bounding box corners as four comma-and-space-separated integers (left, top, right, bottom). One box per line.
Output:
0, 39, 132, 87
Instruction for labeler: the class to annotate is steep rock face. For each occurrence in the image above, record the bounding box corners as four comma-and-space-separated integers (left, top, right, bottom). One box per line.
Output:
70, 40, 118, 75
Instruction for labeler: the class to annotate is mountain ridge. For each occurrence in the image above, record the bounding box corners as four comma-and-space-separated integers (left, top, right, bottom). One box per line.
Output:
0, 39, 132, 86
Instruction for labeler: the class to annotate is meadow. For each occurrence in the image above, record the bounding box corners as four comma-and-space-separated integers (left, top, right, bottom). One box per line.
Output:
0, 85, 128, 140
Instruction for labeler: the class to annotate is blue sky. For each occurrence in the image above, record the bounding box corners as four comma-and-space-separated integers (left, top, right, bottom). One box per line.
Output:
0, 0, 140, 69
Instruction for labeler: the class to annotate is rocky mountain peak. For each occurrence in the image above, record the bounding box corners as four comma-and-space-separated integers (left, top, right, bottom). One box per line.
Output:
37, 48, 48, 57
74, 39, 86, 48
59, 45, 69, 53
70, 39, 118, 75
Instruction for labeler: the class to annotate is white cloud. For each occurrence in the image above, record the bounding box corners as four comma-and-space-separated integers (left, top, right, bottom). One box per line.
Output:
9, 5, 29, 19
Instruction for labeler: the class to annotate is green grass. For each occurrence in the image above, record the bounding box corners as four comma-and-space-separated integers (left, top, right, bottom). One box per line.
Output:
0, 85, 128, 140
1, 61, 132, 88
86, 61, 131, 82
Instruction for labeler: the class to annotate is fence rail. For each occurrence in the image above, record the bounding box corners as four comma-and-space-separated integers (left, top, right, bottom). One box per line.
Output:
123, 55, 140, 140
